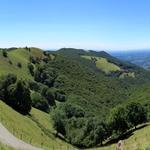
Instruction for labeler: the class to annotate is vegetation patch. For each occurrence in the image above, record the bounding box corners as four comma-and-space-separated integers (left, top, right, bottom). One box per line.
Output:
81, 55, 120, 74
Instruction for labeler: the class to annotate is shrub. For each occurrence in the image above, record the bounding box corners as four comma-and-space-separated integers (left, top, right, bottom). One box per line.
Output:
29, 56, 40, 64
0, 74, 17, 100
40, 86, 56, 106
8, 60, 13, 65
55, 90, 66, 102
52, 108, 66, 136
126, 102, 147, 128
2, 49, 8, 57
28, 63, 34, 76
17, 62, 22, 68
7, 80, 32, 115
31, 92, 49, 112
28, 80, 40, 91
34, 65, 57, 87
108, 106, 129, 136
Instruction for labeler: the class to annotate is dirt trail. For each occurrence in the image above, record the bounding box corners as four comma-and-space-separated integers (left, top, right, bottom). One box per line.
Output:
0, 123, 43, 150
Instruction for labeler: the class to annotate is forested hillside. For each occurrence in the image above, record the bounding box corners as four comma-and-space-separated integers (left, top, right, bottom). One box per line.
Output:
0, 47, 150, 149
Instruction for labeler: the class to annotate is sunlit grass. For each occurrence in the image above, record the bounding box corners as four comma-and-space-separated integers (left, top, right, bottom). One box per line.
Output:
81, 55, 120, 74
0, 101, 76, 150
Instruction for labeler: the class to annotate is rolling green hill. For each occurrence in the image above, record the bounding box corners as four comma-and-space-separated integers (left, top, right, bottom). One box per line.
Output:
0, 47, 44, 80
81, 55, 121, 74
1, 47, 150, 149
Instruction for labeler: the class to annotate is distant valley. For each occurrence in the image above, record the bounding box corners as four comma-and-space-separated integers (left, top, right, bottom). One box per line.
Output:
111, 50, 150, 70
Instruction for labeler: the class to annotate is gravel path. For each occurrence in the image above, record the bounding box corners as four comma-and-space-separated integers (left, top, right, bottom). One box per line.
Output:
0, 123, 43, 150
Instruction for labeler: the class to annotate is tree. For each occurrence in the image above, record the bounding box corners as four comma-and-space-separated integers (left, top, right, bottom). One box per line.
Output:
109, 106, 129, 136
31, 92, 49, 112
45, 89, 56, 106
28, 80, 41, 91
28, 63, 34, 76
34, 65, 57, 87
94, 120, 108, 146
40, 86, 56, 106
52, 108, 66, 136
55, 90, 66, 102
0, 74, 17, 101
81, 118, 108, 147
29, 56, 40, 64
54, 75, 68, 88
62, 103, 85, 118
7, 80, 32, 115
2, 49, 8, 57
126, 102, 147, 129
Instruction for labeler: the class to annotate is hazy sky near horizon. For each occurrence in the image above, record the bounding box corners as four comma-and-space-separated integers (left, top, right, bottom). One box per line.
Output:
0, 0, 150, 50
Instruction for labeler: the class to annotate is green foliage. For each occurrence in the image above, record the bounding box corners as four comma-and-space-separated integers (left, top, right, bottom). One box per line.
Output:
0, 73, 17, 100
109, 106, 129, 137
54, 74, 68, 88
61, 103, 85, 118
52, 107, 66, 136
41, 87, 56, 106
7, 80, 32, 115
29, 56, 40, 64
34, 64, 57, 87
81, 118, 108, 147
0, 74, 31, 115
81, 55, 120, 74
31, 91, 49, 112
17, 62, 22, 68
28, 63, 34, 76
108, 103, 148, 138
126, 102, 147, 128
52, 103, 109, 148
2, 49, 8, 57
55, 89, 66, 102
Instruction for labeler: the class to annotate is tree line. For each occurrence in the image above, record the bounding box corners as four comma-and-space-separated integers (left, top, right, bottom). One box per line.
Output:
52, 102, 148, 148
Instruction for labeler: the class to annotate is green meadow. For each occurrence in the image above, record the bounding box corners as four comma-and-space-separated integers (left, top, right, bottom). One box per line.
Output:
81, 55, 120, 74
0, 48, 43, 80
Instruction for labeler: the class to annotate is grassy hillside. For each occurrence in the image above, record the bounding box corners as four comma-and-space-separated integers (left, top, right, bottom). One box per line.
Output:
0, 143, 15, 150
56, 48, 149, 80
81, 55, 121, 74
0, 47, 43, 80
0, 101, 75, 150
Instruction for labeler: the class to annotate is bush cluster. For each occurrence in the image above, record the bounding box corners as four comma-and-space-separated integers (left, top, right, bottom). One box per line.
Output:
52, 102, 148, 148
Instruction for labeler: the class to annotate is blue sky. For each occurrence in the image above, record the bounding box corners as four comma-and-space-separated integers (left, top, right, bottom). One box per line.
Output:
0, 0, 150, 50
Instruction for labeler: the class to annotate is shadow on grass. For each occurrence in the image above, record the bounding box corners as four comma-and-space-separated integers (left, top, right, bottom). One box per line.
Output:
97, 123, 149, 148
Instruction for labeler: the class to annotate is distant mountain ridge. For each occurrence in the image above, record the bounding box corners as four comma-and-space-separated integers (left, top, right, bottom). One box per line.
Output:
112, 50, 150, 69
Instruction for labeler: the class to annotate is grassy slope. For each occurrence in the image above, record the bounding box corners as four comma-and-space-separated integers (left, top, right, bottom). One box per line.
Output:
0, 143, 15, 150
0, 48, 43, 80
0, 101, 75, 150
81, 55, 120, 73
